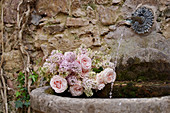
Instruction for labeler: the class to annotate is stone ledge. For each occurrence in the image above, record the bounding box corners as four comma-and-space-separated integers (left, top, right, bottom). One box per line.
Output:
30, 86, 170, 113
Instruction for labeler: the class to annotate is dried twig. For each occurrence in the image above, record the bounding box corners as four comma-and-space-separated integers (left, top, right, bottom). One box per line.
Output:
17, 0, 24, 29
0, 69, 8, 113
17, 1, 32, 113
0, 0, 8, 112
19, 3, 31, 91
0, 80, 5, 112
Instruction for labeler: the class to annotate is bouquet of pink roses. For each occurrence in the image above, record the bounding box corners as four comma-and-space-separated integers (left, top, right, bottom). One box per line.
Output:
41, 45, 116, 97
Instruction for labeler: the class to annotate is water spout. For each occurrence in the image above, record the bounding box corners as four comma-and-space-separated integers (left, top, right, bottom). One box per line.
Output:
131, 16, 145, 24
109, 32, 124, 98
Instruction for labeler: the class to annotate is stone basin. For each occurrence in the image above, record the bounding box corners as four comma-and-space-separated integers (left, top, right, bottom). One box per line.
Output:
30, 86, 170, 113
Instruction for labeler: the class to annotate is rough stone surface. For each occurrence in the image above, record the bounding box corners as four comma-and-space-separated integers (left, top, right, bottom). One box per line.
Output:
97, 5, 120, 25
112, 0, 122, 4
42, 24, 65, 35
103, 26, 170, 65
36, 0, 69, 17
0, 33, 2, 54
0, 101, 3, 113
72, 8, 86, 17
66, 17, 89, 27
96, 0, 110, 5
121, 0, 158, 18
47, 35, 81, 52
3, 0, 26, 23
3, 50, 23, 72
31, 13, 42, 25
40, 43, 54, 59
71, 0, 86, 17
80, 0, 94, 5
30, 86, 170, 113
162, 22, 170, 38
71, 0, 81, 11
161, 7, 170, 38
86, 6, 96, 19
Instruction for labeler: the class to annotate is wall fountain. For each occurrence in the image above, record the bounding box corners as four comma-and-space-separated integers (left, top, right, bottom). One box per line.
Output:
30, 4, 170, 113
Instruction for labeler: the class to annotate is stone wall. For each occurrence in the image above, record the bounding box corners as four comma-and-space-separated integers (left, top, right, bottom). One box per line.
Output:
0, 0, 170, 112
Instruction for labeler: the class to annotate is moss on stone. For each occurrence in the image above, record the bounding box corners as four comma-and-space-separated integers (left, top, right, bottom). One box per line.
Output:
96, 81, 170, 98
117, 59, 170, 82
45, 87, 55, 95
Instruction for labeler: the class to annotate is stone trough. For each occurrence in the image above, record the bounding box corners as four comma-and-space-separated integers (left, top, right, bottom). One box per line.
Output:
30, 86, 170, 113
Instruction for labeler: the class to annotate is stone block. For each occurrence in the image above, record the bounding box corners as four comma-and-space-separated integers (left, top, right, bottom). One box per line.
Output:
66, 17, 89, 27
3, 50, 23, 72
97, 5, 120, 25
36, 0, 69, 17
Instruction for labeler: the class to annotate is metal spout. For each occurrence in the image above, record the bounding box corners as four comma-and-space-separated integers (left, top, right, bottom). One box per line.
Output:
131, 16, 145, 24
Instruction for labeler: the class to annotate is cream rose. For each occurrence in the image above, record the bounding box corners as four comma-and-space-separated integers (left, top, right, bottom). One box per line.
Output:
69, 81, 84, 96
96, 72, 105, 90
97, 83, 105, 90
78, 54, 92, 72
50, 75, 67, 93
96, 72, 104, 84
103, 68, 116, 84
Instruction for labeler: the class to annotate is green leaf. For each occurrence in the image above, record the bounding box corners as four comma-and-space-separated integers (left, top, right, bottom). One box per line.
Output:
19, 87, 25, 91
17, 85, 22, 88
19, 72, 25, 76
15, 100, 23, 108
32, 76, 36, 82
26, 96, 30, 100
24, 101, 30, 107
28, 74, 32, 77
29, 74, 35, 82
92, 67, 103, 73
15, 91, 21, 97
22, 96, 27, 101
17, 72, 25, 85
29, 72, 38, 83
22, 92, 27, 97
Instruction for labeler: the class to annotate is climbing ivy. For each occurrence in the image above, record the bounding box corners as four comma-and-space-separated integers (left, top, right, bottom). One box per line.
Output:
15, 72, 38, 109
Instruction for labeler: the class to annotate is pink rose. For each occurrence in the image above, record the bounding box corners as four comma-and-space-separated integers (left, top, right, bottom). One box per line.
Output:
59, 60, 70, 71
70, 61, 82, 73
64, 52, 76, 62
78, 54, 92, 72
46, 52, 63, 64
69, 81, 84, 96
50, 75, 67, 93
67, 75, 78, 86
103, 68, 116, 84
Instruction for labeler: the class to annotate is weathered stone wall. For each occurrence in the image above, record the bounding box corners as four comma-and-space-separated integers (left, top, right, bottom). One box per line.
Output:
0, 0, 170, 112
